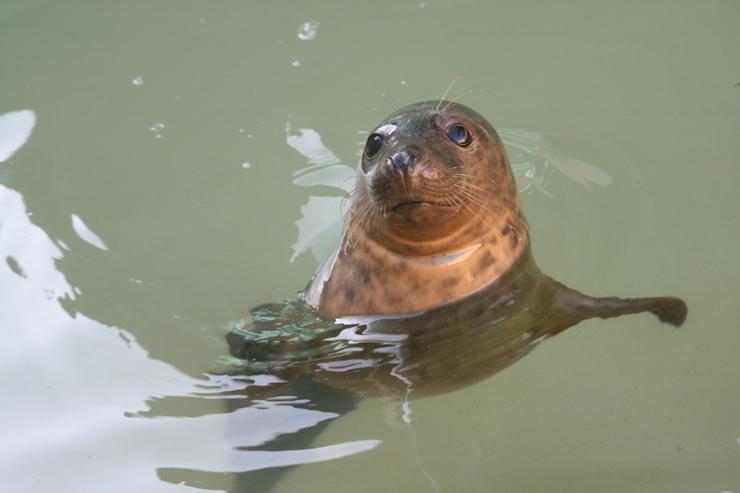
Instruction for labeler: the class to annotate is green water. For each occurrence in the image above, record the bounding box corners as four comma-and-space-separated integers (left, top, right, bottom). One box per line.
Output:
1, 1, 739, 492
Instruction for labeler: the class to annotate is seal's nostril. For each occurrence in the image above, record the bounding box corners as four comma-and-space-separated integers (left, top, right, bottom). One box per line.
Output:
389, 151, 415, 172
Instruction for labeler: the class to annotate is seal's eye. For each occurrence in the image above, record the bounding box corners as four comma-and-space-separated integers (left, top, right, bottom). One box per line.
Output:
365, 133, 384, 158
446, 123, 472, 147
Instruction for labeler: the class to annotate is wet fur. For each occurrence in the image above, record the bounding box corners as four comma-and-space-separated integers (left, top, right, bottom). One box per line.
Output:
305, 101, 530, 317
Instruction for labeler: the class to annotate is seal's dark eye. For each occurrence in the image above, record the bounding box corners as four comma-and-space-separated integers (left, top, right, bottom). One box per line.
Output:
446, 123, 472, 147
365, 133, 384, 158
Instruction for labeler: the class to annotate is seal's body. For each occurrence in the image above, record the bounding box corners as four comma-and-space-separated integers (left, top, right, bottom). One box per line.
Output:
305, 101, 531, 317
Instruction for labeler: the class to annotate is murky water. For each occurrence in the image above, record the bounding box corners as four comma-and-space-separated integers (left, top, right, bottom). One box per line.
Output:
2, 1, 739, 492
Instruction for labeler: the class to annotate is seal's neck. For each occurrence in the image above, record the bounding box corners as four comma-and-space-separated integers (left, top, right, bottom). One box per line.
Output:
363, 209, 520, 257
306, 206, 529, 318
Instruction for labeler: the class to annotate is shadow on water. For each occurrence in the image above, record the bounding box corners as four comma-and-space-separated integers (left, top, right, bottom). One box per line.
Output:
155, 245, 685, 492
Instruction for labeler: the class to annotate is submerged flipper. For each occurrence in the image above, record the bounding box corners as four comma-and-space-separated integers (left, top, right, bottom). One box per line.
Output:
553, 282, 688, 327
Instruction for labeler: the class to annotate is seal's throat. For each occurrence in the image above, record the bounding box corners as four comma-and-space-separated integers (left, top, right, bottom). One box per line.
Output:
305, 214, 529, 318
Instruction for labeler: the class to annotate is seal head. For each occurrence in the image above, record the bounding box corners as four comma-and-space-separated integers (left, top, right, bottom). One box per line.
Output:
304, 100, 529, 318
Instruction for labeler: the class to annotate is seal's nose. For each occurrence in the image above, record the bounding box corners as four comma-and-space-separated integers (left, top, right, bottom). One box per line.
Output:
388, 151, 416, 173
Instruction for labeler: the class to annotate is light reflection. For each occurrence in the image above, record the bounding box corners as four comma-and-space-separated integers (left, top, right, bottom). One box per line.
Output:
297, 21, 319, 41
286, 123, 344, 169
290, 195, 344, 263
149, 122, 165, 139
0, 109, 36, 162
71, 213, 109, 251
0, 119, 378, 492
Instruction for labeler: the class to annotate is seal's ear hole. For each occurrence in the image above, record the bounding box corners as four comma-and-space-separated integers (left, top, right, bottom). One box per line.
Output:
446, 123, 472, 147
364, 133, 384, 159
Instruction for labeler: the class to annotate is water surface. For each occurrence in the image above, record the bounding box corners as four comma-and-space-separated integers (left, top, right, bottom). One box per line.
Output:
1, 1, 739, 492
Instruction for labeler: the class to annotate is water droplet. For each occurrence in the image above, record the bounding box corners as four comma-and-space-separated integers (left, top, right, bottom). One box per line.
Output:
297, 21, 319, 41
199, 18, 206, 24
149, 123, 165, 139
132, 76, 144, 86
239, 128, 244, 133
247, 134, 253, 139
128, 278, 143, 284
418, 2, 428, 8
241, 162, 253, 169
291, 60, 301, 67
400, 80, 407, 86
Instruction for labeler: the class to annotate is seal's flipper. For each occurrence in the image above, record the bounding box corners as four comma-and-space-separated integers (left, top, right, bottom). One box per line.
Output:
553, 283, 688, 327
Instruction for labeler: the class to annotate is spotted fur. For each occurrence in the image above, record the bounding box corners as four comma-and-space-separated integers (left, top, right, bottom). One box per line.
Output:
304, 101, 529, 317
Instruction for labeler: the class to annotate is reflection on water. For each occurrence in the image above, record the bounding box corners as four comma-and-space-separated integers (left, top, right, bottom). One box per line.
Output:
1, 191, 375, 492
0, 114, 378, 492
227, 247, 684, 401
70, 213, 109, 251
0, 110, 36, 163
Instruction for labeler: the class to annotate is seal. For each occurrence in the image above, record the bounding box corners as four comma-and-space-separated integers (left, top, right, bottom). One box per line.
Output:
228, 100, 687, 398
305, 100, 530, 318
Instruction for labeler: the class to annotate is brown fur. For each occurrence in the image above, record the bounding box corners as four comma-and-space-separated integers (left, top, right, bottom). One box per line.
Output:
304, 101, 529, 317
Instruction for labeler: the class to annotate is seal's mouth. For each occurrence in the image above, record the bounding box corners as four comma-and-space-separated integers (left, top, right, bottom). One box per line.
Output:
390, 200, 453, 214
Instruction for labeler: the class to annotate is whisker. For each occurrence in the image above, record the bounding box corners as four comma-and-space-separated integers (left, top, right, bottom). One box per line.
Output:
455, 192, 478, 217
342, 190, 362, 220
344, 202, 373, 253
452, 172, 492, 180
442, 90, 471, 112
453, 184, 527, 239
436, 76, 460, 111
454, 182, 529, 236
449, 193, 469, 214
452, 179, 493, 195
340, 190, 356, 216
454, 183, 490, 204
